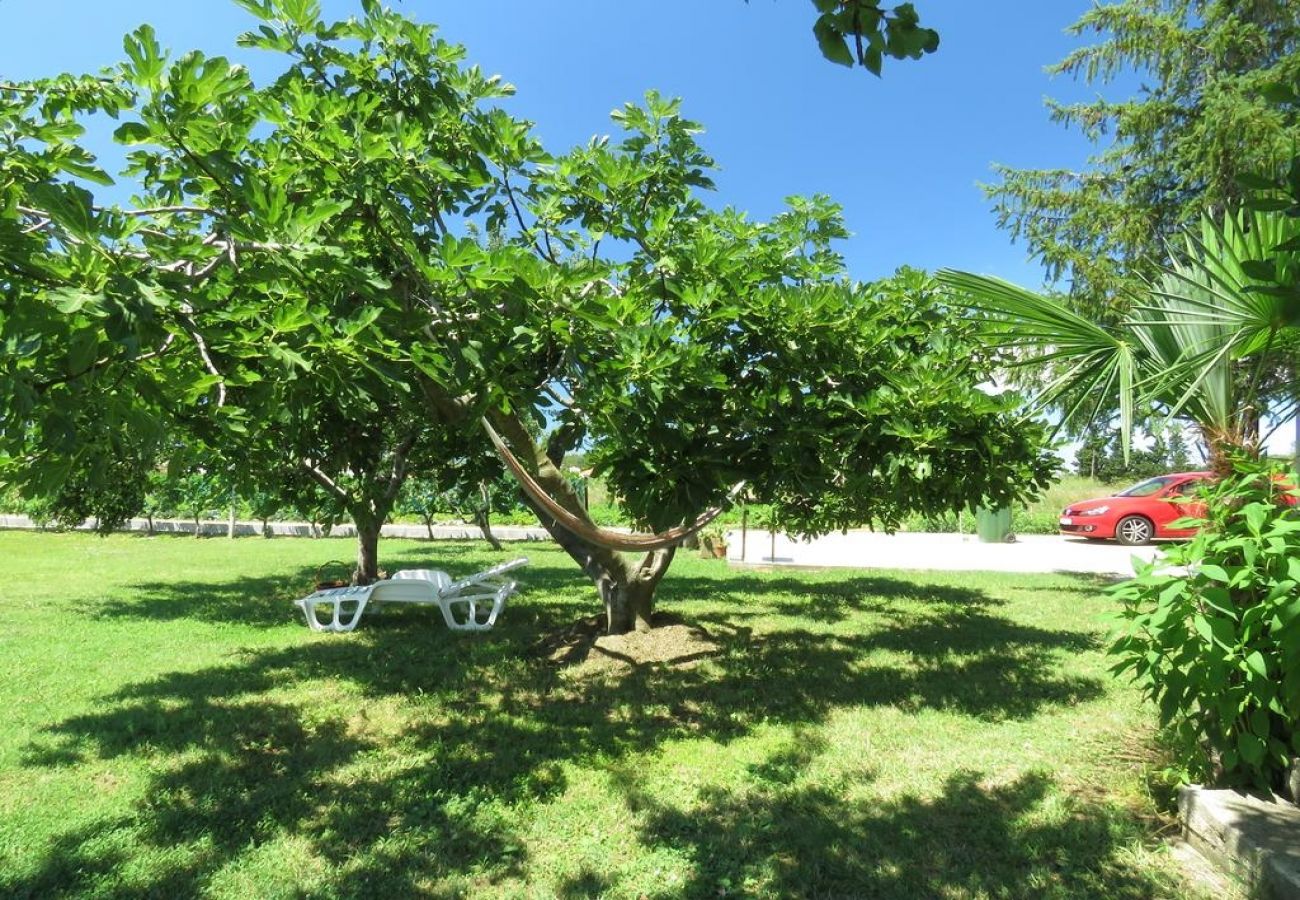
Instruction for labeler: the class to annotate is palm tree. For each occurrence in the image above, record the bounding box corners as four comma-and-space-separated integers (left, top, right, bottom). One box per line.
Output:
938, 209, 1300, 472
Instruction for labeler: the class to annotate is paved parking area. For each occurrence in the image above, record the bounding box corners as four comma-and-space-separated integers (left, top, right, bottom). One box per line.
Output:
1, 514, 1169, 579
724, 529, 1168, 578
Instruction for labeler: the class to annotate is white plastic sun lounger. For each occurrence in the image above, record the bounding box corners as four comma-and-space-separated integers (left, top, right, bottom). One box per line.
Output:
295, 557, 527, 633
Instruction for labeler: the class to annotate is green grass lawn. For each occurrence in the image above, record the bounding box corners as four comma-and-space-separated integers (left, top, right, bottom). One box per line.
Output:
0, 531, 1215, 898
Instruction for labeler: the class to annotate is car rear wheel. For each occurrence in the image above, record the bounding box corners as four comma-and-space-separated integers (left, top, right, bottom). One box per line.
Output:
1115, 515, 1154, 546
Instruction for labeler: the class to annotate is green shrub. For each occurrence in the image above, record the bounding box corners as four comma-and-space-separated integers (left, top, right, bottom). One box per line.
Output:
893, 477, 1130, 535
583, 502, 629, 527
1109, 456, 1300, 789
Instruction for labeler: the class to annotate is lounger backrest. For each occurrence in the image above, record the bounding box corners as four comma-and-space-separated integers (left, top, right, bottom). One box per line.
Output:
444, 557, 529, 593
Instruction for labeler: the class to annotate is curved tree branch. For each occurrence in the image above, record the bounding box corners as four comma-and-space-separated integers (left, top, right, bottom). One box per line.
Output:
481, 415, 743, 552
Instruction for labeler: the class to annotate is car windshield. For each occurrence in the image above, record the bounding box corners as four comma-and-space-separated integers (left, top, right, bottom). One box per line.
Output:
1116, 476, 1179, 498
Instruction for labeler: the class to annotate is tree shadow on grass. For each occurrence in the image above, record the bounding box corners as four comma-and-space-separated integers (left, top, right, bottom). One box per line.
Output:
621, 762, 1170, 898
98, 543, 582, 629
102, 570, 321, 627
1002, 571, 1123, 595
660, 572, 1005, 625
9, 566, 1108, 897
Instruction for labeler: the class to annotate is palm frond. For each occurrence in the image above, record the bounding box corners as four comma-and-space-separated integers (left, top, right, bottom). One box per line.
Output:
940, 208, 1300, 462
937, 269, 1141, 453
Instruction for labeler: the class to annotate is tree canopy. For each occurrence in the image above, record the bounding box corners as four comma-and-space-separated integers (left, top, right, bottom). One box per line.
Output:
2, 0, 1052, 633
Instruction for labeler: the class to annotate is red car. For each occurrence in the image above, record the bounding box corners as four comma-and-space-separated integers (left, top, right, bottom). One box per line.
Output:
1059, 471, 1213, 546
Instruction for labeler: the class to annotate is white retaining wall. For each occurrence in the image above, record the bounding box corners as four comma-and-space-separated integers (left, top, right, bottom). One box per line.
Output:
0, 514, 555, 542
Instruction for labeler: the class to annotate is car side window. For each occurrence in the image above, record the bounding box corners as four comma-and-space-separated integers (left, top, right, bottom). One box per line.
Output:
1168, 479, 1201, 497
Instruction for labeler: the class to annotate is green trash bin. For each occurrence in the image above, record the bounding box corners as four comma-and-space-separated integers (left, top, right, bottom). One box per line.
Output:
975, 506, 1013, 543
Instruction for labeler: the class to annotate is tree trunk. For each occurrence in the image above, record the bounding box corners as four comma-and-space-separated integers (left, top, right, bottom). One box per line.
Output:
601, 576, 652, 634
542, 511, 674, 633
353, 516, 382, 585
261, 516, 272, 538
475, 481, 502, 550
600, 547, 676, 633
146, 513, 154, 535
473, 506, 502, 551
422, 513, 435, 541
413, 384, 685, 634
193, 513, 201, 538
227, 500, 236, 539
487, 411, 679, 633
1201, 421, 1261, 477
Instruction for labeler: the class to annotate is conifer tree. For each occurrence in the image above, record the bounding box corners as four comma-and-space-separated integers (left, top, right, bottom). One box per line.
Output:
987, 1, 1300, 321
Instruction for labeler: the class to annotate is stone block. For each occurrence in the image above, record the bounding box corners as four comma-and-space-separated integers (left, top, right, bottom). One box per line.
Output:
1179, 785, 1300, 899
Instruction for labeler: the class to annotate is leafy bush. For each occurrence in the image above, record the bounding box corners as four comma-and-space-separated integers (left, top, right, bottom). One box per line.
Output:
895, 476, 1129, 535
1109, 456, 1300, 789
584, 502, 629, 528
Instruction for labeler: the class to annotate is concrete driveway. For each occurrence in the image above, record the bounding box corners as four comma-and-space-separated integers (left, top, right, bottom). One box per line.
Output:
724, 529, 1167, 578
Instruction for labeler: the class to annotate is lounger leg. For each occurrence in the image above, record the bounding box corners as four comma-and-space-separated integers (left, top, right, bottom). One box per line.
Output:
333, 597, 368, 633
299, 599, 322, 631
299, 596, 368, 633
478, 583, 510, 628
300, 598, 336, 632
319, 597, 366, 633
433, 558, 526, 631
436, 598, 460, 630
439, 583, 512, 631
483, 583, 511, 628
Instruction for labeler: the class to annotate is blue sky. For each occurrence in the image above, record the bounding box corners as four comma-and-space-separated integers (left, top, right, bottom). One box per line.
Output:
15, 1, 1270, 460
1, 0, 1106, 289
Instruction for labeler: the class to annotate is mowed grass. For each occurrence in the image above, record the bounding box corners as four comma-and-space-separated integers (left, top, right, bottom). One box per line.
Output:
0, 531, 1212, 898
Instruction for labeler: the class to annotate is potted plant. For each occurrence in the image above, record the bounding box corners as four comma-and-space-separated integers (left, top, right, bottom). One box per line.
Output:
699, 526, 729, 559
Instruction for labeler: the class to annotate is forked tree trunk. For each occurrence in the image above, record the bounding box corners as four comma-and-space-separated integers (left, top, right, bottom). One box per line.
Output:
488, 411, 678, 633
540, 504, 676, 633
599, 547, 676, 633
414, 383, 686, 634
301, 433, 417, 588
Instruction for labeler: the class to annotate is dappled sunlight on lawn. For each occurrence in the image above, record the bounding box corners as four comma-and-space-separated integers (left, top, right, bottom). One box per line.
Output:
0, 532, 1206, 898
